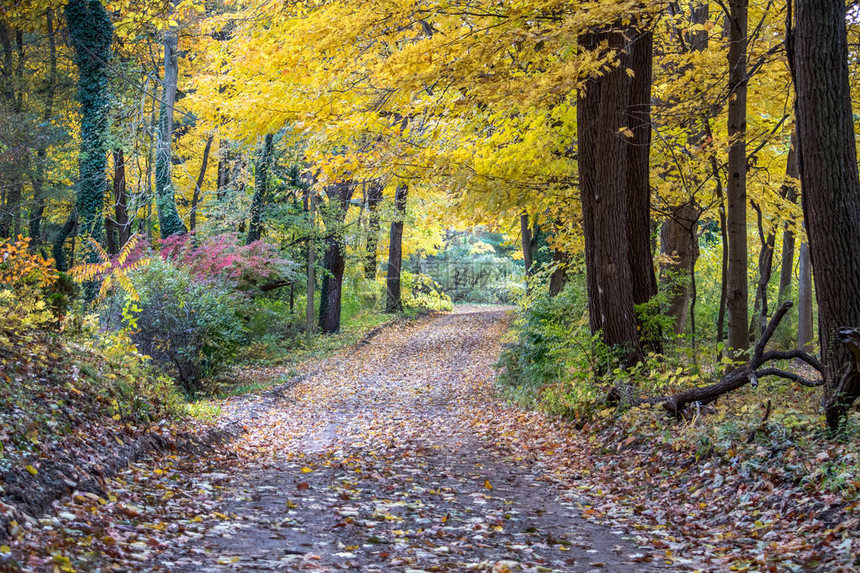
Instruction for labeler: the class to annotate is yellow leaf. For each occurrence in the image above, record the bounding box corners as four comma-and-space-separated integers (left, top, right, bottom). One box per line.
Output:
25, 465, 38, 476
301, 467, 313, 473
484, 480, 493, 490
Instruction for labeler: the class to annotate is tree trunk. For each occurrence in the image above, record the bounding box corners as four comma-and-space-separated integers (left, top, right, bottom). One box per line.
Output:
549, 248, 568, 297
190, 134, 214, 232
217, 138, 231, 200
155, 29, 186, 238
318, 181, 356, 333
65, 0, 113, 248
777, 133, 799, 307
726, 0, 750, 354
52, 211, 77, 271
246, 133, 274, 245
797, 237, 813, 352
749, 201, 775, 339
385, 183, 408, 313
364, 180, 383, 279
625, 27, 658, 311
111, 148, 131, 250
577, 27, 644, 366
0, 23, 26, 240
791, 0, 860, 430
520, 212, 534, 279
305, 187, 316, 332
661, 202, 700, 334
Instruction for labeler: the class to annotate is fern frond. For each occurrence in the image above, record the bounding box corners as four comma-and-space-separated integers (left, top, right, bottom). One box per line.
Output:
85, 237, 110, 265
98, 275, 113, 301
125, 257, 151, 273
69, 261, 111, 281
115, 273, 139, 302
117, 234, 141, 267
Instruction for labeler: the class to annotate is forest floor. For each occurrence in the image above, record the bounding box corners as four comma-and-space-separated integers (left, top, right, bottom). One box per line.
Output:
4, 307, 858, 572
5, 308, 666, 572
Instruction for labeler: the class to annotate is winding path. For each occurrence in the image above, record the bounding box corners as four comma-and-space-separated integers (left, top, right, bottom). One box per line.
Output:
153, 308, 662, 572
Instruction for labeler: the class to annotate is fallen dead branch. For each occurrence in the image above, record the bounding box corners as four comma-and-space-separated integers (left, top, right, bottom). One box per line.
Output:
660, 302, 825, 418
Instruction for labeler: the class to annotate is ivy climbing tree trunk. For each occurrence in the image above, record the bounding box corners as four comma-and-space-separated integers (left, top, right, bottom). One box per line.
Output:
246, 133, 274, 245
385, 183, 408, 313
155, 29, 186, 238
318, 181, 356, 333
791, 0, 860, 430
726, 0, 751, 354
65, 0, 112, 251
364, 180, 383, 279
577, 26, 646, 367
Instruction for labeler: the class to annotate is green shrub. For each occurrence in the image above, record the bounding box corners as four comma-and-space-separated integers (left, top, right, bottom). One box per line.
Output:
129, 259, 247, 393
403, 272, 454, 312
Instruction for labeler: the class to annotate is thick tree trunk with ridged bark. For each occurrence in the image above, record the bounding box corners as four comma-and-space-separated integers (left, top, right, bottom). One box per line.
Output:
626, 28, 658, 312
791, 0, 860, 430
578, 28, 644, 366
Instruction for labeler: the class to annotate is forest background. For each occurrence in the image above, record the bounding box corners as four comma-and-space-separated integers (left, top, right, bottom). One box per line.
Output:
1, 0, 860, 567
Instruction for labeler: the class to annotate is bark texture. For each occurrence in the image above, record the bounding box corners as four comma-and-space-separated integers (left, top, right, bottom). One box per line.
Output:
577, 27, 649, 366
792, 0, 860, 429
726, 0, 750, 353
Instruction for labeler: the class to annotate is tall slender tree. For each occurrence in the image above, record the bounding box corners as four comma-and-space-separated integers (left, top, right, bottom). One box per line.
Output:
385, 183, 408, 313
155, 27, 186, 238
726, 0, 750, 353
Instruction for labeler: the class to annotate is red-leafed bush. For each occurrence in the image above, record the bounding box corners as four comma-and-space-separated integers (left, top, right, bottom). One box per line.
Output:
159, 232, 296, 293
